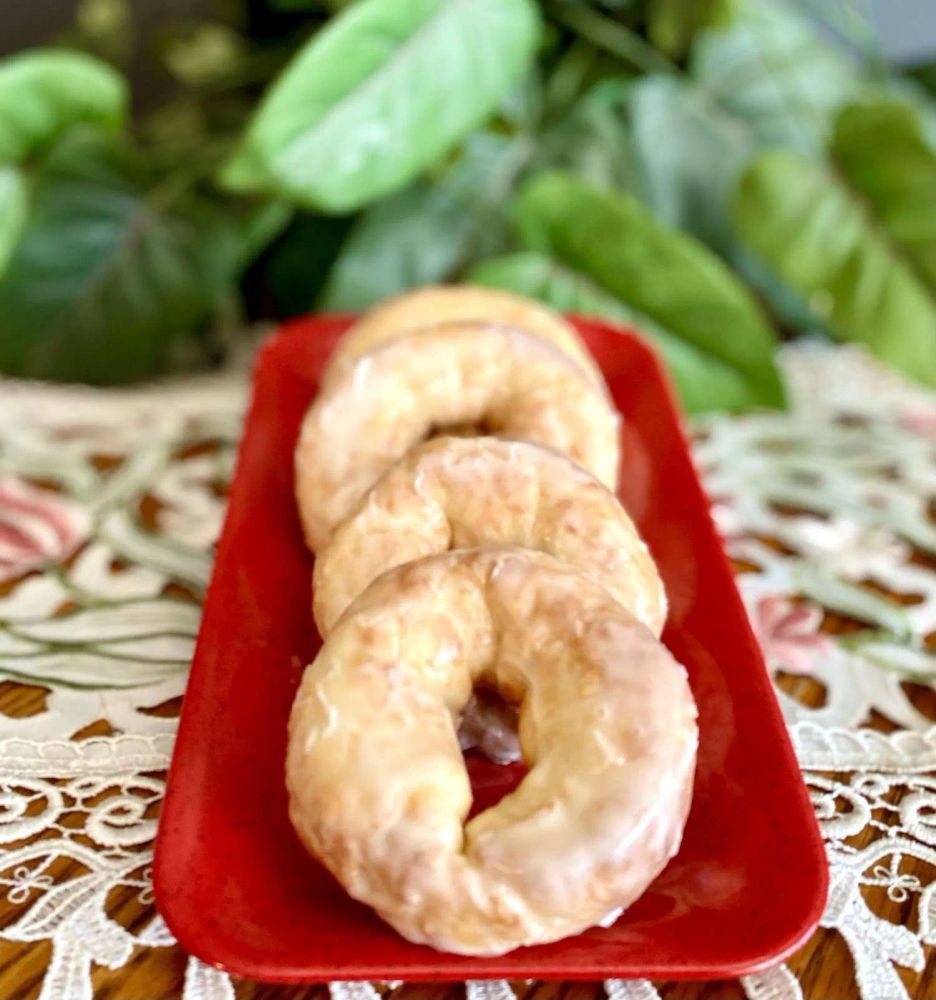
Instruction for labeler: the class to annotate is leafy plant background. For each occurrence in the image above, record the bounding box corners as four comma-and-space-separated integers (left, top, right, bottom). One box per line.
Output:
0, 0, 934, 413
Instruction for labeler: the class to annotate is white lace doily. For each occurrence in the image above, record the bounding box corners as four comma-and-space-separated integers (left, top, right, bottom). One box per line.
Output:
1, 343, 934, 1000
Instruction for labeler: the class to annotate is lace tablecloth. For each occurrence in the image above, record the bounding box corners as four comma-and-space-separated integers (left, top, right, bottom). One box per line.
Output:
1, 343, 934, 1000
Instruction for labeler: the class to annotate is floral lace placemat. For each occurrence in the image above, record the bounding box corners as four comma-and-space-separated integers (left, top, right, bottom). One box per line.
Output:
1, 342, 934, 1000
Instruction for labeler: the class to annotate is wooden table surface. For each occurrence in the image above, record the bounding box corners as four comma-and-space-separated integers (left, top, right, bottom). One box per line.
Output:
1, 582, 934, 999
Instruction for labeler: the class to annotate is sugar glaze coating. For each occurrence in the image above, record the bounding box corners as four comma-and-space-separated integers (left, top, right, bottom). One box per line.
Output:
313, 436, 665, 636
295, 323, 620, 551
287, 548, 697, 956
322, 284, 605, 389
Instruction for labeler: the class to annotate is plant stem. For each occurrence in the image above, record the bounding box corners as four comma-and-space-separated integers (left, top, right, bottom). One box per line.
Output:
544, 1, 678, 77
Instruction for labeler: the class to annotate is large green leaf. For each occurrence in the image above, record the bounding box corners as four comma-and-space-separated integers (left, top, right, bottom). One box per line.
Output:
627, 75, 752, 254
0, 166, 27, 273
550, 73, 812, 334
733, 150, 936, 385
623, 74, 828, 333
562, 74, 823, 333
691, 0, 857, 155
321, 132, 523, 309
222, 0, 540, 212
831, 96, 936, 294
514, 171, 785, 407
859, 78, 936, 153
0, 50, 127, 164
467, 250, 758, 414
0, 131, 244, 384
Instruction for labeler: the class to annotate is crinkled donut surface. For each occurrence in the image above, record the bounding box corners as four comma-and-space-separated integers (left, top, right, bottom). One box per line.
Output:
322, 285, 604, 389
286, 547, 698, 956
313, 436, 665, 636
294, 323, 620, 551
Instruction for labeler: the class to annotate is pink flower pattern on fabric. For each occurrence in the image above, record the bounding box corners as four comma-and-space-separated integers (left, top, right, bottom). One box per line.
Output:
753, 594, 833, 676
0, 478, 91, 583
898, 406, 936, 440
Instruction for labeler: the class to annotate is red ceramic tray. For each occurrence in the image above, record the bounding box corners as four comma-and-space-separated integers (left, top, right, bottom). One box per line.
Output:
155, 315, 827, 983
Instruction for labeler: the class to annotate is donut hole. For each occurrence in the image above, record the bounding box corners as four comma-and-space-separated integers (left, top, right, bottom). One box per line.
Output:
456, 683, 527, 819
425, 419, 492, 440
457, 683, 520, 760
464, 753, 527, 821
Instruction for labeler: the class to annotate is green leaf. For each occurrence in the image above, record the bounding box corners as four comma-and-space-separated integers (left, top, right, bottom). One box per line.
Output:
537, 79, 637, 191
627, 75, 753, 254
0, 166, 27, 273
732, 245, 825, 334
691, 0, 857, 155
497, 69, 544, 133
0, 131, 245, 385
570, 73, 816, 332
857, 78, 936, 154
831, 96, 936, 294
321, 132, 524, 310
232, 199, 294, 273
467, 250, 759, 414
221, 0, 541, 212
543, 0, 675, 76
646, 0, 734, 60
541, 40, 604, 122
733, 149, 936, 385
623, 74, 826, 333
261, 212, 355, 318
513, 171, 785, 408
907, 60, 936, 100
320, 186, 462, 311
0, 50, 127, 163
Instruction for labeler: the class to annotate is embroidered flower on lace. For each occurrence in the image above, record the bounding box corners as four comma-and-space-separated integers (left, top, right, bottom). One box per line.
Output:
0, 478, 91, 583
869, 864, 921, 903
0, 384, 242, 742
752, 595, 832, 676
2, 863, 55, 904
790, 724, 936, 999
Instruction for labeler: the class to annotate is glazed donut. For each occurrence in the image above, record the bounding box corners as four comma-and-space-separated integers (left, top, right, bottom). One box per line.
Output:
322, 284, 604, 388
287, 547, 697, 956
295, 323, 620, 550
313, 436, 665, 637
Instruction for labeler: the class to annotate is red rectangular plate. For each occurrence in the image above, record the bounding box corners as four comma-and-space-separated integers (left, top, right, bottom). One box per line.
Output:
155, 315, 827, 982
